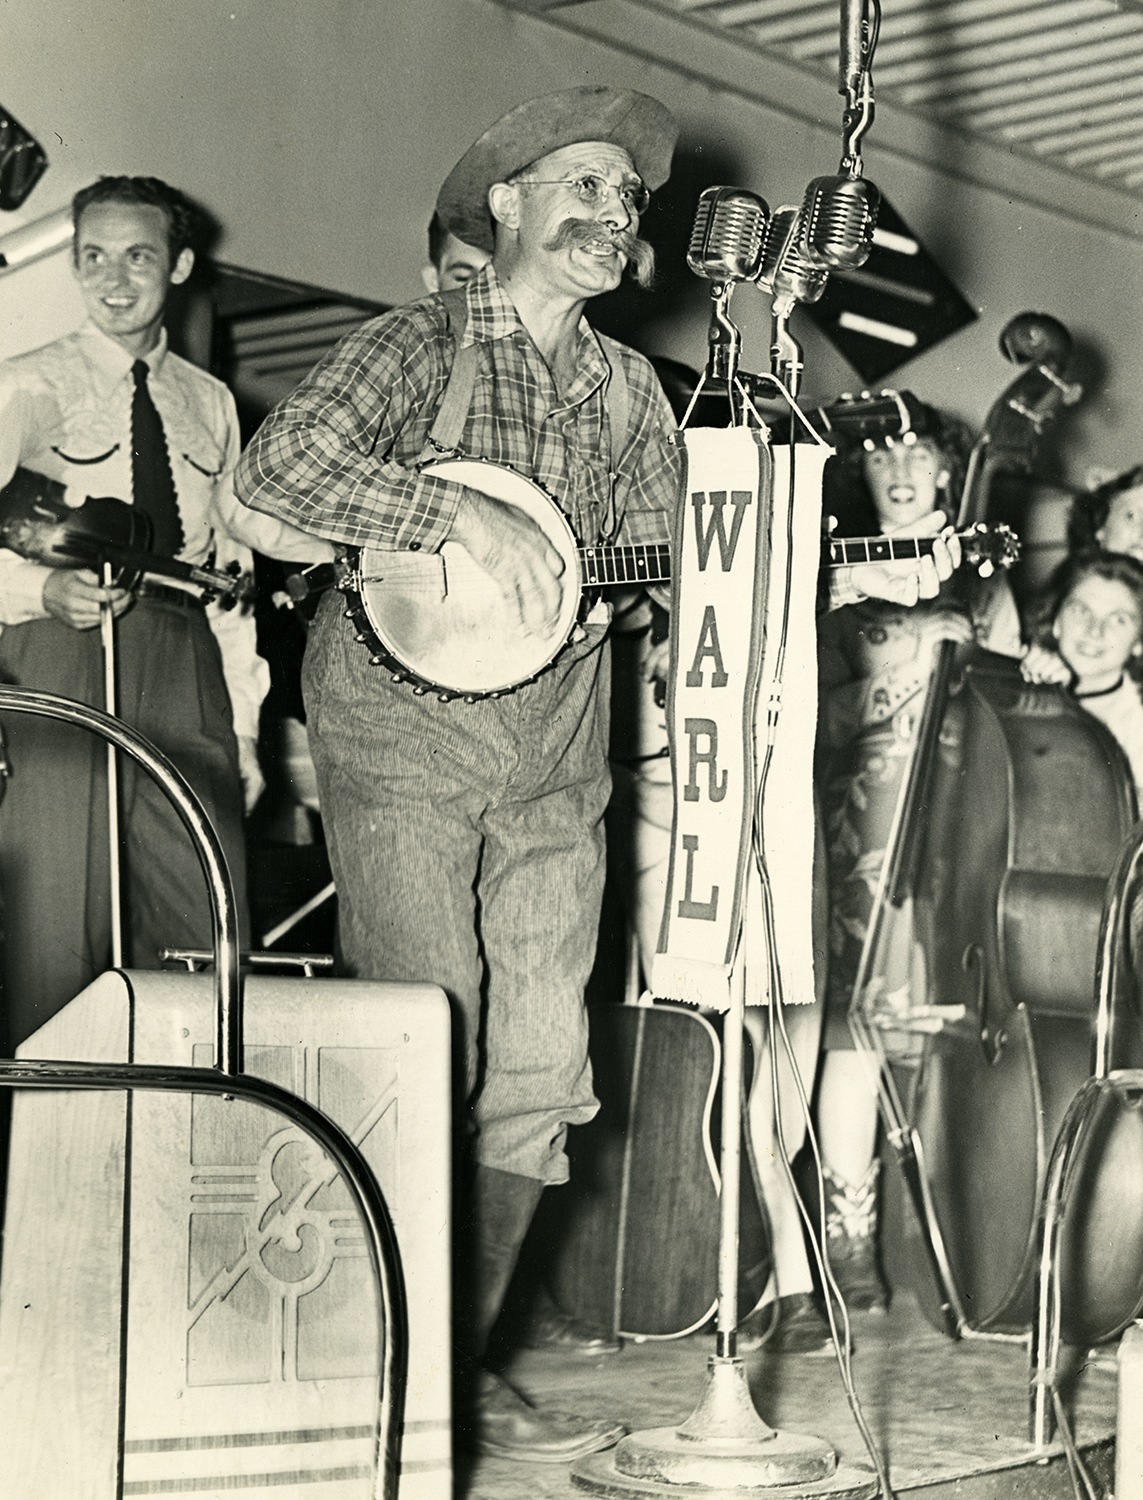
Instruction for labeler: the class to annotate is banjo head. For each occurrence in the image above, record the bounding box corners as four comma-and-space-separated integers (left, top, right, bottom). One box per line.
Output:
352, 457, 581, 698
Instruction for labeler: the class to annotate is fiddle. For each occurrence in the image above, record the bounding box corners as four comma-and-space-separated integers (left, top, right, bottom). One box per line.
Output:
0, 466, 253, 607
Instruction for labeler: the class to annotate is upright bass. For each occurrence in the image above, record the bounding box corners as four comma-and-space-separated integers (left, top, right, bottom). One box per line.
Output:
861, 315, 1139, 1335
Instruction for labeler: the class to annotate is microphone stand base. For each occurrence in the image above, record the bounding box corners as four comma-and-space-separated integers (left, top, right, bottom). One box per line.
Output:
570, 1356, 878, 1498
571, 1447, 878, 1498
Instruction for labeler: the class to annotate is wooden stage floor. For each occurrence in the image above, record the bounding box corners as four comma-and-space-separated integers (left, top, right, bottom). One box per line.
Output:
458, 1293, 1118, 1500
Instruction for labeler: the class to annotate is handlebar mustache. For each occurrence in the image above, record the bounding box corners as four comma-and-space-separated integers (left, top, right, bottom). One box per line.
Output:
543, 219, 657, 288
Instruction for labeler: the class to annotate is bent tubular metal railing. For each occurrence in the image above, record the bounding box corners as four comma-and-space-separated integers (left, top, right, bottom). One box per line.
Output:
0, 686, 408, 1500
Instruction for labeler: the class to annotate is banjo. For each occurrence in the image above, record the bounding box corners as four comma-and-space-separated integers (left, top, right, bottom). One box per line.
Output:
340, 455, 1020, 702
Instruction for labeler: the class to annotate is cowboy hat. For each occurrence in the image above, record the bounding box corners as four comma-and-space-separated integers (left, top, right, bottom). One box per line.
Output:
436, 86, 677, 254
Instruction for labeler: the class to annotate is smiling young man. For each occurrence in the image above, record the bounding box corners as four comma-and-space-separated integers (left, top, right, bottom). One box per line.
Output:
0, 175, 323, 1048
235, 87, 681, 1462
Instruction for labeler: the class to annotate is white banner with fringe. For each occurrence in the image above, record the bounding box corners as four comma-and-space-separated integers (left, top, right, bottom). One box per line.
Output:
650, 426, 827, 1013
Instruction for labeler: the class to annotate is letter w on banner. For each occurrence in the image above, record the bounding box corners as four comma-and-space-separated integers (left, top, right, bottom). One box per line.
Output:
650, 424, 828, 1013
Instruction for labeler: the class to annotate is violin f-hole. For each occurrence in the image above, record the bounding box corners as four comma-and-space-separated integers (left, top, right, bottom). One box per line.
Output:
962, 942, 1006, 1065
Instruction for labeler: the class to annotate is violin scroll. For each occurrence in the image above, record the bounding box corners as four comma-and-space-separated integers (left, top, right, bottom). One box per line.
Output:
998, 311, 1072, 374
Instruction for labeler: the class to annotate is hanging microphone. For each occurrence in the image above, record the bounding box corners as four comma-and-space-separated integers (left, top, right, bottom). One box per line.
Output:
792, 0, 879, 272
687, 186, 769, 284
754, 206, 828, 398
797, 172, 879, 271
757, 206, 829, 306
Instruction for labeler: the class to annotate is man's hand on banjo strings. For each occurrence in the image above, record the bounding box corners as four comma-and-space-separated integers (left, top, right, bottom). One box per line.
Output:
449, 487, 567, 637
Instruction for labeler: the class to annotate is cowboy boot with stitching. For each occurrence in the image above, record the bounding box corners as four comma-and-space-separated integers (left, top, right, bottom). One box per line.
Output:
823, 1161, 890, 1314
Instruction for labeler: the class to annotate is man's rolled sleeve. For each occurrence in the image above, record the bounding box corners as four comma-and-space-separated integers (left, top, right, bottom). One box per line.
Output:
234, 310, 467, 554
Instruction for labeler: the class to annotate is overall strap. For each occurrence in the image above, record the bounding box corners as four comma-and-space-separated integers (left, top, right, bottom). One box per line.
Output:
425, 287, 480, 453
603, 339, 630, 467
425, 297, 632, 541
598, 334, 631, 542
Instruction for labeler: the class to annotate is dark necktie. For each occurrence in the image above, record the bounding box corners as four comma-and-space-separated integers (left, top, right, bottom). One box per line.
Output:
130, 359, 183, 557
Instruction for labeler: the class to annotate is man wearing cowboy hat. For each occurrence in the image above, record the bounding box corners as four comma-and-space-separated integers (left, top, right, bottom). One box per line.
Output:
236, 85, 683, 1461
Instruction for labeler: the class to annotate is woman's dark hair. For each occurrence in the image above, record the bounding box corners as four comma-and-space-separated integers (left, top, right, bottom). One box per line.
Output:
1067, 465, 1143, 553
823, 402, 974, 537
1028, 548, 1143, 681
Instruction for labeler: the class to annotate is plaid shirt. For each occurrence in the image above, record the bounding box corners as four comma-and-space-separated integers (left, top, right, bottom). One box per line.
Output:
234, 264, 681, 555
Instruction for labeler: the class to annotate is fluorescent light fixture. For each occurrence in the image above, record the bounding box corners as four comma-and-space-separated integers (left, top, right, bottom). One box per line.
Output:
0, 206, 72, 275
871, 228, 919, 256
837, 311, 919, 347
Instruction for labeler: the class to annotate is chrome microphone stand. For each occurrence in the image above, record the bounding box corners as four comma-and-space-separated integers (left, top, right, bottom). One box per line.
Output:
573, 295, 877, 1500
754, 206, 829, 401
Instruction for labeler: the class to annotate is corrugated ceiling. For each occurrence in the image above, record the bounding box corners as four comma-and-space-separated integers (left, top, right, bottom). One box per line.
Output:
643, 0, 1143, 197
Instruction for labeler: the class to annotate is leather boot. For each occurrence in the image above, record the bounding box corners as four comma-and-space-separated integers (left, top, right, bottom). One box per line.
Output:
518, 1283, 622, 1356
463, 1165, 544, 1362
457, 1166, 627, 1462
823, 1161, 890, 1314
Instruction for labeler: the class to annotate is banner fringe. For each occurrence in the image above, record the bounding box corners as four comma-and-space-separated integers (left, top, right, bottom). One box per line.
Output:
650, 954, 732, 1014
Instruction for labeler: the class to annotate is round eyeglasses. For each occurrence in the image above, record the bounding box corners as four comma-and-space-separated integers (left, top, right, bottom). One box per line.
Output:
523, 173, 651, 216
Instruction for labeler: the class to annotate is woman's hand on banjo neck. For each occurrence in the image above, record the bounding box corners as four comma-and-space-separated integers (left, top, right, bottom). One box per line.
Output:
837, 508, 962, 607
448, 485, 568, 639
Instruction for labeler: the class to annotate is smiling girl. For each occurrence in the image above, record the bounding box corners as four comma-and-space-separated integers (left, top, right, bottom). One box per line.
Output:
1068, 464, 1143, 565
1026, 551, 1143, 801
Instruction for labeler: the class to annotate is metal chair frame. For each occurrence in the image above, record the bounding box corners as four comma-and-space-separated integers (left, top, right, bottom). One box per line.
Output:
0, 685, 408, 1500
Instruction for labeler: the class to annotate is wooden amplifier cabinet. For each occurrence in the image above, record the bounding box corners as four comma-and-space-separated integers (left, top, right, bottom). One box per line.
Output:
0, 970, 452, 1500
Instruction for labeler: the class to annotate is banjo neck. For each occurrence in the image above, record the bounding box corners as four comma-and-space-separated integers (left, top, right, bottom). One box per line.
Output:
347, 455, 1020, 702
578, 528, 1014, 588
826, 533, 966, 567
579, 541, 672, 589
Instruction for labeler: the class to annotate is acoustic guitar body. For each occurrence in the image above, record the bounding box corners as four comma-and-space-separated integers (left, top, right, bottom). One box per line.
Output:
546, 1001, 771, 1339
